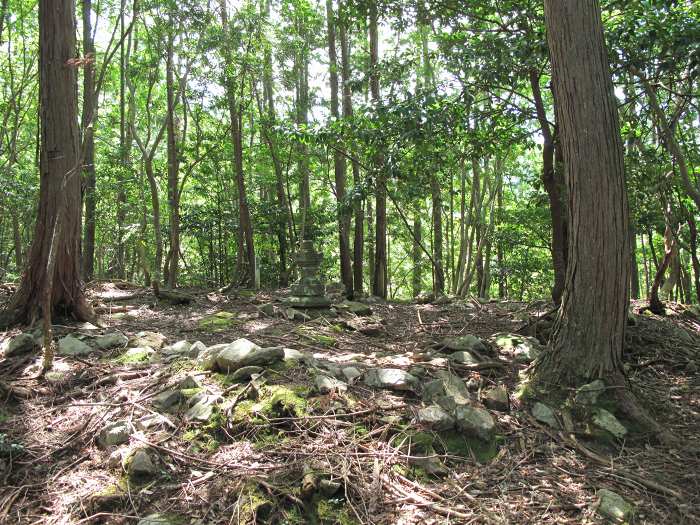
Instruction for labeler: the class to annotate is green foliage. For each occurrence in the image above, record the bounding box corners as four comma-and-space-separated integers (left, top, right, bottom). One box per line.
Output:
1, 0, 697, 303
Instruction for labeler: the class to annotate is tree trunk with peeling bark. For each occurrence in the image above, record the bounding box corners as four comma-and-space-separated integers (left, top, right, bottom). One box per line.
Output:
3, 0, 93, 327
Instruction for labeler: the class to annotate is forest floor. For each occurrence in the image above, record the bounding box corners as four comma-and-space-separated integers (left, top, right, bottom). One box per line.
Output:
0, 283, 698, 524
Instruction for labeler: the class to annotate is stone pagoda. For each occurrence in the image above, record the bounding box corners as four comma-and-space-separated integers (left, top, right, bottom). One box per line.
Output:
284, 240, 331, 308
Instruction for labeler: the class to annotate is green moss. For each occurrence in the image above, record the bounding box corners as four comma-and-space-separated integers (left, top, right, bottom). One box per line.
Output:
182, 409, 225, 453
198, 311, 240, 331
317, 498, 359, 524
295, 327, 337, 347
237, 482, 273, 522
393, 429, 498, 465
211, 372, 236, 388
181, 387, 203, 397
252, 430, 288, 450
114, 348, 153, 364
182, 427, 220, 453
233, 385, 309, 425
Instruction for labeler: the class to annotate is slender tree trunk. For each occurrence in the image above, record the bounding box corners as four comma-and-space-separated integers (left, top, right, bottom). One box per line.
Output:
629, 223, 640, 299
640, 232, 650, 298
339, 12, 363, 295
369, 3, 387, 299
659, 222, 680, 301
296, 11, 311, 240
530, 69, 568, 304
144, 158, 162, 284
649, 223, 675, 314
81, 0, 97, 281
4, 0, 93, 327
431, 177, 444, 295
165, 30, 180, 288
220, 0, 255, 285
327, 0, 353, 296
412, 208, 422, 297
687, 215, 700, 303
261, 0, 288, 286
115, 2, 134, 280
533, 0, 629, 388
496, 165, 505, 298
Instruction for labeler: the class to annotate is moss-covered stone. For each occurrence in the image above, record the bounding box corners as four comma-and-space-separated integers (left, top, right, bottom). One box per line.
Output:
115, 347, 154, 364
198, 311, 240, 331
233, 385, 309, 424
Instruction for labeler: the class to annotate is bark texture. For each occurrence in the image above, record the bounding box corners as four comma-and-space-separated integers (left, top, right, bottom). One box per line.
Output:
4, 0, 93, 326
81, 0, 96, 281
369, 3, 387, 299
534, 0, 629, 387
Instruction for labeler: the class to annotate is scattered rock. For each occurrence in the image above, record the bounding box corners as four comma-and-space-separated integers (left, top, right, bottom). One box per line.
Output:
153, 389, 183, 411
258, 303, 276, 316
135, 414, 174, 431
118, 347, 155, 363
454, 404, 496, 442
107, 448, 127, 469
173, 375, 199, 390
364, 368, 418, 391
215, 340, 284, 373
592, 408, 627, 439
441, 335, 488, 354
423, 370, 472, 412
125, 448, 157, 479
231, 366, 264, 381
449, 351, 480, 365
188, 341, 206, 357
574, 379, 606, 405
416, 405, 455, 431
408, 365, 427, 378
98, 421, 132, 447
426, 357, 449, 367
129, 331, 166, 350
3, 333, 38, 357
196, 343, 228, 370
318, 479, 342, 497
482, 386, 509, 412
342, 367, 362, 383
285, 308, 311, 321
489, 333, 542, 364
595, 489, 633, 523
532, 402, 559, 428
94, 333, 128, 350
315, 374, 347, 394
335, 300, 372, 316
161, 340, 192, 357
283, 348, 305, 362
58, 335, 93, 356
186, 396, 217, 421
198, 311, 238, 330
